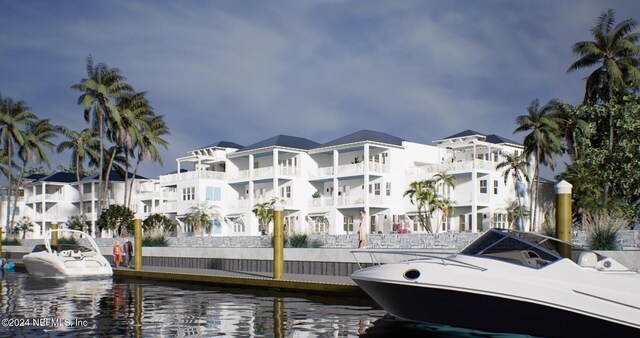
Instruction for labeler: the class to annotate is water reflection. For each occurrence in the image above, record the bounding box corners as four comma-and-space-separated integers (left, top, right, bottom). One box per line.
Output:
0, 271, 533, 337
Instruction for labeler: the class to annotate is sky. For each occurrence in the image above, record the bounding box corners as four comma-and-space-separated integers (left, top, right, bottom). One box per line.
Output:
1, 0, 639, 180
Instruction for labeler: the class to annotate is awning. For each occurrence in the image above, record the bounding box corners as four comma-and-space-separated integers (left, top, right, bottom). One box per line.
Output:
307, 212, 328, 218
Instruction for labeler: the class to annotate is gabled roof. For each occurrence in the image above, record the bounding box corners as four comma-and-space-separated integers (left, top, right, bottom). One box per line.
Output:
25, 173, 47, 181
82, 170, 148, 182
37, 172, 79, 183
439, 130, 521, 146
442, 129, 485, 139
237, 135, 320, 153
197, 141, 244, 151
485, 134, 521, 146
314, 130, 405, 149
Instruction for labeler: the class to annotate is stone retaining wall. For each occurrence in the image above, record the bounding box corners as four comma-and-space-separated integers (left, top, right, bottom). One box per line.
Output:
9, 230, 640, 250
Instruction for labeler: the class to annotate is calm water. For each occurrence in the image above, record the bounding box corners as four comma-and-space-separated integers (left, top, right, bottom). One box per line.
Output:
0, 271, 532, 337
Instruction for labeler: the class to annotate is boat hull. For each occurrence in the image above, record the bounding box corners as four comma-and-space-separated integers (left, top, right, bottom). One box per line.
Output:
23, 252, 112, 278
354, 278, 640, 337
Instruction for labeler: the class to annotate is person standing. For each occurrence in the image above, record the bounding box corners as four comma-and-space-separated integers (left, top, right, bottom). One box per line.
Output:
113, 240, 123, 268
358, 210, 367, 249
124, 238, 133, 268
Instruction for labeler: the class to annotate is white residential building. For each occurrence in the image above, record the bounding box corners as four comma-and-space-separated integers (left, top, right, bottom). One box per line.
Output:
1, 129, 554, 238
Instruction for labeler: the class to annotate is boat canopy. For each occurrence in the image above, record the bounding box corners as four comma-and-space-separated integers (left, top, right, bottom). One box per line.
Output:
460, 229, 569, 268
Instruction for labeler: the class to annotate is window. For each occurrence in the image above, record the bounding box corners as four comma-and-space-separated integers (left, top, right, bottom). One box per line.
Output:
343, 216, 354, 233
441, 215, 449, 232
494, 213, 508, 229
480, 180, 488, 194
280, 185, 291, 198
459, 215, 466, 232
369, 183, 381, 195
493, 180, 499, 195
182, 187, 195, 201
206, 187, 221, 201
493, 153, 499, 162
385, 182, 391, 196
231, 218, 245, 233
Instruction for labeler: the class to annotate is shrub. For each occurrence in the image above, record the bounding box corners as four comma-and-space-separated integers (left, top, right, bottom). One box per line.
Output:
142, 236, 169, 247
1, 238, 21, 246
57, 237, 78, 245
289, 234, 309, 248
142, 227, 170, 247
584, 212, 625, 250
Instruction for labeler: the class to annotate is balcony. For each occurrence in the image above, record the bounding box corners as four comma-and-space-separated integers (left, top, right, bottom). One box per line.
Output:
228, 199, 250, 210
309, 167, 334, 178
337, 163, 364, 176
278, 166, 299, 176
308, 196, 334, 208
406, 159, 497, 176
156, 201, 177, 213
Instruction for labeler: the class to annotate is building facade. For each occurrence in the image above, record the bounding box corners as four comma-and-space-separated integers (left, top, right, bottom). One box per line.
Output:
1, 129, 554, 238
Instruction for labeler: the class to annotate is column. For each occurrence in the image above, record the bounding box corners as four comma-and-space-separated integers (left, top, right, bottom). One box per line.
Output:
332, 150, 339, 233
363, 144, 370, 233
273, 149, 279, 199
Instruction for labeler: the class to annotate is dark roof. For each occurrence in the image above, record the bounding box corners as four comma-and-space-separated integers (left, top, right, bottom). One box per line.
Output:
25, 173, 47, 180
315, 130, 405, 149
441, 130, 522, 146
38, 172, 79, 183
238, 135, 320, 152
197, 141, 244, 150
442, 129, 485, 139
485, 134, 522, 146
83, 170, 147, 181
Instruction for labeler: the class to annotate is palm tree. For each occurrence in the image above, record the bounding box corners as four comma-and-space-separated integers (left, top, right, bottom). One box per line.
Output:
57, 127, 98, 222
497, 152, 530, 231
548, 99, 592, 160
515, 99, 562, 231
403, 180, 437, 233
11, 119, 58, 228
127, 114, 169, 209
567, 9, 640, 151
431, 171, 456, 232
72, 55, 133, 214
184, 203, 219, 237
505, 201, 530, 230
111, 92, 153, 206
0, 93, 36, 233
253, 200, 275, 236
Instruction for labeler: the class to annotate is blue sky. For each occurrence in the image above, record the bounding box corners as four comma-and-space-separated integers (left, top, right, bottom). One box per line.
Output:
1, 0, 638, 179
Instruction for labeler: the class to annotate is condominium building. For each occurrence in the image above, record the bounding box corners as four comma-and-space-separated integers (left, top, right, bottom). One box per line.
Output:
1, 129, 553, 238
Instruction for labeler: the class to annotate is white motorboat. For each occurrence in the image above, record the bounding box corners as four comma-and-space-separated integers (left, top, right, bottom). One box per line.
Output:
351, 229, 640, 337
22, 229, 113, 278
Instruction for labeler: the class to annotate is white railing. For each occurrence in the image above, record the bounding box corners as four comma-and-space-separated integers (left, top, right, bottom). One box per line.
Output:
278, 166, 299, 176
337, 162, 364, 176
406, 159, 497, 176
308, 196, 334, 208
478, 194, 490, 204
369, 194, 384, 206
368, 162, 389, 173
159, 173, 178, 184
162, 191, 177, 200
198, 171, 226, 180
254, 167, 274, 178
157, 201, 177, 212
227, 170, 250, 181
309, 167, 334, 177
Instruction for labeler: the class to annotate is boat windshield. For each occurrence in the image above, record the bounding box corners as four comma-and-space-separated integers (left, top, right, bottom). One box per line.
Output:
460, 229, 565, 269
32, 244, 95, 253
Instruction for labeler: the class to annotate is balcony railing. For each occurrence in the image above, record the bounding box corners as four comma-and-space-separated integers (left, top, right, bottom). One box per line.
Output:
227, 170, 250, 181
337, 163, 364, 176
406, 159, 497, 176
308, 196, 334, 208
278, 166, 299, 176
228, 199, 250, 210
309, 167, 334, 178
156, 201, 177, 213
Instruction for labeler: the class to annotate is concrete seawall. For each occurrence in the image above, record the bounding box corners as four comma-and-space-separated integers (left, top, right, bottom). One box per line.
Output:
4, 245, 638, 276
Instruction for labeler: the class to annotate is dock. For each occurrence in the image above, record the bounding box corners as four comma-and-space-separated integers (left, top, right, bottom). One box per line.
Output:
13, 262, 367, 297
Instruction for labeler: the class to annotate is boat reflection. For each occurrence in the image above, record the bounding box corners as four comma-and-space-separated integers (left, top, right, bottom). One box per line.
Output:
0, 271, 536, 337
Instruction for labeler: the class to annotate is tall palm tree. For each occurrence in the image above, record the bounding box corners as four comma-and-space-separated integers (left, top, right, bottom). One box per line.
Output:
548, 99, 592, 160
0, 93, 36, 233
11, 119, 58, 228
497, 152, 530, 231
72, 55, 133, 214
403, 179, 437, 233
515, 99, 562, 232
567, 9, 640, 151
57, 127, 98, 222
185, 203, 219, 237
127, 114, 169, 208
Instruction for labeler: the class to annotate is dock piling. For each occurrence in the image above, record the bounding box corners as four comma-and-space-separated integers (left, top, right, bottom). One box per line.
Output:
273, 202, 284, 280
555, 180, 573, 258
51, 223, 58, 247
134, 219, 142, 270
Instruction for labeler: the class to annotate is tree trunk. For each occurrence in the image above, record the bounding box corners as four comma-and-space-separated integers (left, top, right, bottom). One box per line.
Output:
5, 138, 12, 236
76, 151, 86, 235
103, 147, 118, 209
531, 151, 540, 232
97, 108, 104, 215
127, 157, 142, 209
10, 163, 27, 232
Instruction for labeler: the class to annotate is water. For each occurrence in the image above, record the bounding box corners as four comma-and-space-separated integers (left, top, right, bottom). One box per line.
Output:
0, 271, 532, 337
